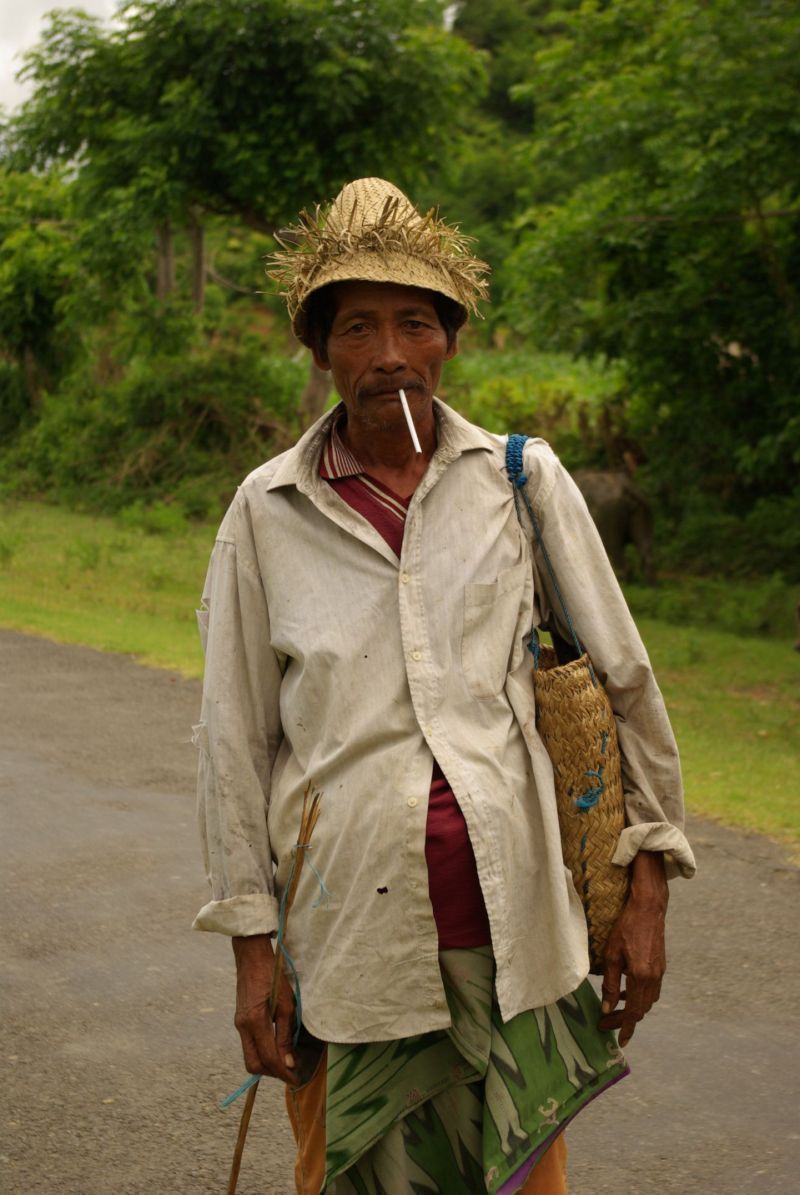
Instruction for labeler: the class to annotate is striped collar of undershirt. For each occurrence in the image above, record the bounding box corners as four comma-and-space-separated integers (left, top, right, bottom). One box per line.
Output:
319, 416, 363, 481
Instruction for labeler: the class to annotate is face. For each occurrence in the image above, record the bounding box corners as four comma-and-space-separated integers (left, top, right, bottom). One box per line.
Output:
311, 280, 458, 433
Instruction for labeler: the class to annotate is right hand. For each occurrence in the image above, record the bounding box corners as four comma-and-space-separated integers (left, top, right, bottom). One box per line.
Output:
232, 934, 298, 1084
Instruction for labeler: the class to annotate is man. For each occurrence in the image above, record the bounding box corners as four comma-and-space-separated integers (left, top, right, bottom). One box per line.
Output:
193, 178, 695, 1194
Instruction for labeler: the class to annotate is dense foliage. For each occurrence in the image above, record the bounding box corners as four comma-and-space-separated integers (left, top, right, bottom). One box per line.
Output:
505, 0, 800, 573
1, 0, 798, 580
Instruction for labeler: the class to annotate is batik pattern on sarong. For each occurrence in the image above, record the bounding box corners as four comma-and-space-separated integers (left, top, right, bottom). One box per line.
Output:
324, 947, 627, 1194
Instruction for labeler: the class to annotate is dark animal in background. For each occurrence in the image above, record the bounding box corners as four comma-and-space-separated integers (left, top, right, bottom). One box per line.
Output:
572, 470, 655, 583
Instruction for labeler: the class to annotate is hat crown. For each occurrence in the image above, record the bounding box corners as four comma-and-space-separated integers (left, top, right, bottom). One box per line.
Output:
327, 177, 420, 237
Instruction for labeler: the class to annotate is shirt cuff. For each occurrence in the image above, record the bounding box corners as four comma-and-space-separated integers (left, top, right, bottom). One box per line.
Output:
192, 893, 280, 936
612, 823, 697, 879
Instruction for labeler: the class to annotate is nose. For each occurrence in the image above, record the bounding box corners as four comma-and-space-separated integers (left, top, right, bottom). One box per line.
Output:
372, 326, 406, 375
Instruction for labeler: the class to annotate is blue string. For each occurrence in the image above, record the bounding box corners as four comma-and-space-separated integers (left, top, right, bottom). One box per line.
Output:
506, 433, 597, 687
220, 1071, 261, 1109
575, 765, 605, 811
305, 852, 331, 909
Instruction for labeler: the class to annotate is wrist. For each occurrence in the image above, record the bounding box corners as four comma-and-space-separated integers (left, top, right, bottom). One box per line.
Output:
232, 933, 275, 965
629, 851, 669, 910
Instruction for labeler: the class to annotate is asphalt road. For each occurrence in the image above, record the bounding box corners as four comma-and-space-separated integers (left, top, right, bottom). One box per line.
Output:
1, 628, 798, 1194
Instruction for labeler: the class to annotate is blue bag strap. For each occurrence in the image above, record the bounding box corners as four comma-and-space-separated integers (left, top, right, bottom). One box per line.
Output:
506, 433, 597, 685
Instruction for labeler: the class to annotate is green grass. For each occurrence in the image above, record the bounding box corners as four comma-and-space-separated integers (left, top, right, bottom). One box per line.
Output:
637, 619, 798, 846
1, 501, 797, 847
0, 500, 209, 676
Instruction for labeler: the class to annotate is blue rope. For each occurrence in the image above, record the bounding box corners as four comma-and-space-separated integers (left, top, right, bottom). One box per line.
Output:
220, 1071, 261, 1109
506, 433, 597, 687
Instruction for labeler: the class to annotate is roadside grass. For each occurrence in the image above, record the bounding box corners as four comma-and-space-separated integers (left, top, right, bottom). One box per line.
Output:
0, 501, 209, 677
1, 501, 797, 846
636, 619, 798, 847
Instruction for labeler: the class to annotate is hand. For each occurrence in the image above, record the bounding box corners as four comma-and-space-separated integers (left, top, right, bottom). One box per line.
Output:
598, 851, 669, 1048
232, 934, 298, 1084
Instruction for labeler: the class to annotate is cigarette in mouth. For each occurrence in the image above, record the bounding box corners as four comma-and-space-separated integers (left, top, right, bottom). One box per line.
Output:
398, 389, 422, 454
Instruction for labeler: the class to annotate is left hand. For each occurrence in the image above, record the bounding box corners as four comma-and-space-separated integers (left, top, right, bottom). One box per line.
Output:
598, 851, 669, 1047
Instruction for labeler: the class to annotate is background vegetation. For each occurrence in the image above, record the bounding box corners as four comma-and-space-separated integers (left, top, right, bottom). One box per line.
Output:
0, 1, 797, 839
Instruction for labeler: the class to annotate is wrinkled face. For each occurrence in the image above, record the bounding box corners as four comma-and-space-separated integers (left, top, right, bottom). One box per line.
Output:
311, 280, 458, 433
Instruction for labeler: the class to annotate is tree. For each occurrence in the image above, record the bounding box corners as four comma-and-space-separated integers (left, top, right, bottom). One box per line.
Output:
9, 1, 485, 312
0, 170, 79, 414
420, 1, 579, 317
503, 0, 800, 540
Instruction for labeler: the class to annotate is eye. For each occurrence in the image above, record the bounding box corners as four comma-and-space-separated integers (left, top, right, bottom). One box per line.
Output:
345, 322, 368, 335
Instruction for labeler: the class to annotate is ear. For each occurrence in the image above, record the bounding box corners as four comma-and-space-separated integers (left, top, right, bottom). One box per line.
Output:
311, 343, 331, 371
444, 332, 460, 363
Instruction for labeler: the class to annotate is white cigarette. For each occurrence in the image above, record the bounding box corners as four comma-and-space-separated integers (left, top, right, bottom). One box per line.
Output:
398, 389, 422, 454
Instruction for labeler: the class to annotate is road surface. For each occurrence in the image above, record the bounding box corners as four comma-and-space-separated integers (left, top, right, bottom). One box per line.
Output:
1, 629, 798, 1193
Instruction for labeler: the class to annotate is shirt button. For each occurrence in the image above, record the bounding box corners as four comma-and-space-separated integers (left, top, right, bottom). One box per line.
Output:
424, 724, 433, 736
407, 797, 418, 808
411, 650, 422, 661
410, 879, 418, 889
400, 572, 410, 584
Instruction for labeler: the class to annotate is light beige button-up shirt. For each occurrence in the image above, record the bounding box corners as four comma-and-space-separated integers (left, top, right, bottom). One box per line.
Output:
193, 399, 695, 1044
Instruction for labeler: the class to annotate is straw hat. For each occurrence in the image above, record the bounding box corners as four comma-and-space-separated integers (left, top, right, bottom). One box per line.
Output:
268, 177, 490, 345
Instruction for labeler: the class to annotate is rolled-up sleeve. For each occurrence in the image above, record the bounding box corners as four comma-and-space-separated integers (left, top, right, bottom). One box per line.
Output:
192, 491, 286, 935
523, 443, 696, 879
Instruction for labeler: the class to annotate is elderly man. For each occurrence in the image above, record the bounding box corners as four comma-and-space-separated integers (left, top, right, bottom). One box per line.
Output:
193, 178, 695, 1194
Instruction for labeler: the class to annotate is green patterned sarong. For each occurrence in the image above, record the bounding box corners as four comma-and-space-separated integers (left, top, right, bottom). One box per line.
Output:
324, 947, 627, 1194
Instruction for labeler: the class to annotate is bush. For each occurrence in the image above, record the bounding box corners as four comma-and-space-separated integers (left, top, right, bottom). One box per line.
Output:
624, 573, 797, 641
439, 346, 627, 469
4, 335, 305, 515
656, 493, 800, 584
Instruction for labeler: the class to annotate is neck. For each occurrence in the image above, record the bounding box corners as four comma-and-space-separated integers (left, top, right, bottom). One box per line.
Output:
340, 402, 437, 497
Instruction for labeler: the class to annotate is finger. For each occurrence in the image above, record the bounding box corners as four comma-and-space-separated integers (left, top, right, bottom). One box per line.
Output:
274, 1003, 297, 1073
597, 1010, 624, 1031
617, 978, 652, 1046
237, 1005, 295, 1083
601, 960, 623, 1015
618, 1018, 637, 1048
238, 1029, 265, 1076
255, 1029, 295, 1084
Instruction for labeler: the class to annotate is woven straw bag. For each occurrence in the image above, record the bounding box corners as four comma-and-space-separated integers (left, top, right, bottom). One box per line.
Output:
506, 435, 630, 973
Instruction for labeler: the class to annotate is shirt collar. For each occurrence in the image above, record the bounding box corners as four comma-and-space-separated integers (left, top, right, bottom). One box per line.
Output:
319, 415, 364, 480
265, 397, 497, 493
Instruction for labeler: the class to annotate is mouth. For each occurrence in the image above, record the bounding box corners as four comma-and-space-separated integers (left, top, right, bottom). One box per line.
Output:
359, 384, 423, 401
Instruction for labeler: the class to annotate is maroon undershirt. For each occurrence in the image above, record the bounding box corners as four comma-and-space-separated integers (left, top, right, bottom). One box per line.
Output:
325, 471, 492, 949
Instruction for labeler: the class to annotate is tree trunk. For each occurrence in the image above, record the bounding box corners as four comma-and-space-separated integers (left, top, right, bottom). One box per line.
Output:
22, 347, 41, 409
155, 223, 175, 299
299, 360, 332, 428
188, 208, 206, 313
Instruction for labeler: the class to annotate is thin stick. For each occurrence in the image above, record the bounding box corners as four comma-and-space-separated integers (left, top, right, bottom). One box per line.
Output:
398, 389, 422, 454
227, 783, 323, 1195
227, 1084, 258, 1195
269, 784, 322, 1012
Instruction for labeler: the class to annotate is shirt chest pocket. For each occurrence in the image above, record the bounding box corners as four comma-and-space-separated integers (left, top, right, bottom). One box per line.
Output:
461, 559, 528, 700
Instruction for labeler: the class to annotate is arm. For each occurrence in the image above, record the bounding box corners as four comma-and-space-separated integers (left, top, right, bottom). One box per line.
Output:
521, 443, 695, 1040
192, 492, 295, 1078
522, 442, 696, 880
193, 491, 286, 935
